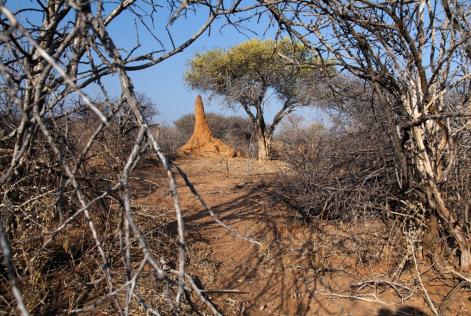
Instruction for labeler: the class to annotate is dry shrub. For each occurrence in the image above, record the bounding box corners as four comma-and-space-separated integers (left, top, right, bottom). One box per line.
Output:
442, 125, 471, 228
81, 96, 157, 170
0, 112, 111, 313
274, 78, 471, 307
274, 78, 404, 222
271, 84, 471, 314
152, 125, 186, 161
0, 100, 195, 314
275, 118, 400, 221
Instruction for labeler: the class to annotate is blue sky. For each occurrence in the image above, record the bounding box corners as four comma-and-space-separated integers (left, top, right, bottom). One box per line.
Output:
9, 1, 324, 127
124, 16, 268, 124
103, 3, 325, 126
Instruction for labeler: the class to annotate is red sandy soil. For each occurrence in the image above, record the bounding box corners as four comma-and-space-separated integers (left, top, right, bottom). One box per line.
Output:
134, 157, 471, 315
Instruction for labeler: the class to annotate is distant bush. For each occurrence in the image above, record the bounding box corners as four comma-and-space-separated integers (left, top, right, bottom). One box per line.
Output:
150, 125, 186, 161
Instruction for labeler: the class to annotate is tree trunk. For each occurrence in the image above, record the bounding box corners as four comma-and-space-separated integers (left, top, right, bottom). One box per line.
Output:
460, 247, 471, 272
257, 132, 270, 161
254, 113, 271, 160
371, 78, 471, 271
404, 88, 471, 271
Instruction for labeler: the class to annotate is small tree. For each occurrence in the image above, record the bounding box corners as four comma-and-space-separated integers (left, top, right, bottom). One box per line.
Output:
185, 39, 331, 160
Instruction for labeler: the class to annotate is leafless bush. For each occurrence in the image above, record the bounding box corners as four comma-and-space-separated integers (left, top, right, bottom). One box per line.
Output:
69, 96, 157, 170
275, 78, 401, 221
152, 125, 186, 161
0, 99, 170, 314
276, 125, 400, 221
269, 0, 471, 272
0, 1, 253, 314
274, 76, 471, 314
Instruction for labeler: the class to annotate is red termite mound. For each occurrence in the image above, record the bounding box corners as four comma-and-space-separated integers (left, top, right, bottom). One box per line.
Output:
179, 95, 237, 158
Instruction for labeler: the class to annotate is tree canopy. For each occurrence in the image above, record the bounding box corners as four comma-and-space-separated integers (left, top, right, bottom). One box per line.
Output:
185, 39, 333, 159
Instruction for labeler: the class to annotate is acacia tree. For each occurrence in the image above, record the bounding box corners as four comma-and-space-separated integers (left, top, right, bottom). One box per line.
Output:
266, 0, 471, 271
185, 39, 330, 160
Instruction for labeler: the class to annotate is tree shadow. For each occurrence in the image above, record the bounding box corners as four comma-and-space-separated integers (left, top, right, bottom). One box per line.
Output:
179, 175, 390, 315
133, 158, 451, 315
377, 307, 428, 316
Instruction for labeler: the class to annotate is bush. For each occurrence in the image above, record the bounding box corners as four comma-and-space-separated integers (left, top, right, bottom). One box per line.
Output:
274, 83, 401, 221
276, 127, 396, 221
0, 97, 180, 314
150, 125, 187, 161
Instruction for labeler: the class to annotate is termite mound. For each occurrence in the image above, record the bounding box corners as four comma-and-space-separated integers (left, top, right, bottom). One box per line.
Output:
179, 95, 237, 158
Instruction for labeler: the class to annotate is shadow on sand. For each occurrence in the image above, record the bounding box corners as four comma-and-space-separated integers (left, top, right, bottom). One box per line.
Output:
179, 179, 407, 315
378, 307, 428, 316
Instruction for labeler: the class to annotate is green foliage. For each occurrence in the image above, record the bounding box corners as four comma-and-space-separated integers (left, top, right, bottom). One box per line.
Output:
185, 39, 335, 159
185, 39, 333, 108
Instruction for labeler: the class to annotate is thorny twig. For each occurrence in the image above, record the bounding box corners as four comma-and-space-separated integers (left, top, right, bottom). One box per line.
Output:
0, 0, 249, 314
0, 220, 29, 316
